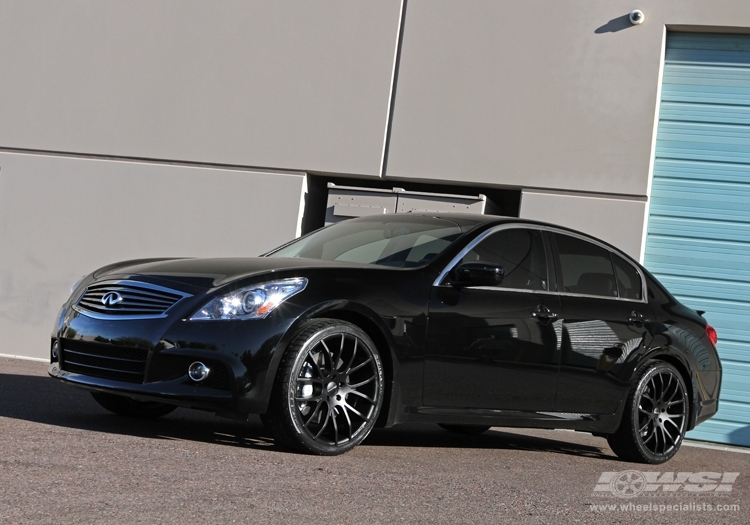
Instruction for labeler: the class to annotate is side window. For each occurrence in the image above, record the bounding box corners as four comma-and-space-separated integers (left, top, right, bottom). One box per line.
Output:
460, 228, 548, 291
553, 233, 617, 298
612, 254, 643, 300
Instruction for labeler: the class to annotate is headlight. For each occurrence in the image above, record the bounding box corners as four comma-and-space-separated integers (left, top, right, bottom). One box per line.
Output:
190, 277, 307, 321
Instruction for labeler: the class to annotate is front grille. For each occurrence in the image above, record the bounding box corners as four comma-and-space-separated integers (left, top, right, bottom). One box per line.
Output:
75, 280, 191, 320
60, 339, 148, 383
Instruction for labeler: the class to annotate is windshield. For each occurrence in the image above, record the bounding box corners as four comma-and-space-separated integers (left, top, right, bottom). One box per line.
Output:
267, 216, 464, 268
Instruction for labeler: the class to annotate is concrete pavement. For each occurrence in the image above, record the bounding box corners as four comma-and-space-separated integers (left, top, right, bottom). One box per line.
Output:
1, 356, 748, 524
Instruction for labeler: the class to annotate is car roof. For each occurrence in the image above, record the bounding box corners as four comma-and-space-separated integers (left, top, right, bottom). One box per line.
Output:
398, 213, 638, 262
392, 213, 554, 230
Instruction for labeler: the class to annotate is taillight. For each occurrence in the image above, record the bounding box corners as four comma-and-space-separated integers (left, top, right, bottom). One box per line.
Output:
706, 324, 718, 347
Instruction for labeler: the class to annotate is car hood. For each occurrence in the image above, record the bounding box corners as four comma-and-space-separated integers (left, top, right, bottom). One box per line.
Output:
95, 257, 382, 290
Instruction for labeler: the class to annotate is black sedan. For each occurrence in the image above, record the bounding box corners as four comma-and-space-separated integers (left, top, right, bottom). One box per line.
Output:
49, 214, 721, 463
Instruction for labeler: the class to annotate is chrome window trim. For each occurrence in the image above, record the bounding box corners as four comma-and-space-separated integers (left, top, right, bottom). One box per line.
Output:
556, 291, 647, 303
433, 223, 549, 290
434, 223, 649, 304
434, 285, 558, 296
74, 279, 193, 321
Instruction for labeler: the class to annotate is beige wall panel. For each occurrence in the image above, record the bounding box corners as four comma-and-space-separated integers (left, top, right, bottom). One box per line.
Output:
388, 0, 664, 195
0, 152, 305, 360
388, 0, 750, 195
0, 0, 401, 176
520, 191, 646, 260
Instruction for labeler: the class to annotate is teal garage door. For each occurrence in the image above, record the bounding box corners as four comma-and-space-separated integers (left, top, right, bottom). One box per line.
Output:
645, 32, 750, 447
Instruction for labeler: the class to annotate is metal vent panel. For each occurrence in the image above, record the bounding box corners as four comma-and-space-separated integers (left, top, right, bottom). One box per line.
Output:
74, 280, 192, 320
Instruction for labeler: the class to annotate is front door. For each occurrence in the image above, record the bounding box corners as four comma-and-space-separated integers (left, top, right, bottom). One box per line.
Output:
424, 227, 561, 411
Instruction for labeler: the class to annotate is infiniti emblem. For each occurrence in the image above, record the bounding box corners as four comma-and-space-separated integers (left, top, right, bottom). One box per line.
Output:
101, 292, 123, 307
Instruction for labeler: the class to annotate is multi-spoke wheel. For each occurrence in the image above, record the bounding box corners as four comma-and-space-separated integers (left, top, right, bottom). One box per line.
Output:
262, 319, 384, 455
91, 392, 177, 419
607, 361, 689, 464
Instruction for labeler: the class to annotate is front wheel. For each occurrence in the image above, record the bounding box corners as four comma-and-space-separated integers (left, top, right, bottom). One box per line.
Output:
91, 392, 177, 419
607, 361, 689, 464
263, 319, 384, 455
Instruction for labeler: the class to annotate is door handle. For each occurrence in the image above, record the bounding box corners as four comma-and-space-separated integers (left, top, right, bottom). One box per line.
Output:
628, 311, 645, 325
531, 305, 558, 322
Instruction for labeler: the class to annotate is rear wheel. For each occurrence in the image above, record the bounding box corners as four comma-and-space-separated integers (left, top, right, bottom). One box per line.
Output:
91, 392, 177, 419
438, 424, 492, 435
263, 319, 384, 455
607, 361, 688, 464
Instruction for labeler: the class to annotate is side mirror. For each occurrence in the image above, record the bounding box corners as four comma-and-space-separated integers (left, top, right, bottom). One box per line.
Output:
452, 262, 504, 287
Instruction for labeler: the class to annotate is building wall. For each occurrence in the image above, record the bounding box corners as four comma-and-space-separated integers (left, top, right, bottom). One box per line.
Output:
390, 0, 750, 194
389, 0, 664, 196
389, 0, 750, 258
0, 152, 305, 359
519, 191, 647, 259
0, 0, 401, 176
3, 0, 750, 360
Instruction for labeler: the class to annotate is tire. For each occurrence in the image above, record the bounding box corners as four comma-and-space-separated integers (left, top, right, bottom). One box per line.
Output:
438, 424, 492, 435
91, 392, 177, 419
607, 361, 689, 464
263, 319, 384, 455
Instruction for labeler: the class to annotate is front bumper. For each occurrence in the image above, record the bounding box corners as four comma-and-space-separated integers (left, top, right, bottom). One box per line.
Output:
48, 362, 234, 410
49, 291, 301, 414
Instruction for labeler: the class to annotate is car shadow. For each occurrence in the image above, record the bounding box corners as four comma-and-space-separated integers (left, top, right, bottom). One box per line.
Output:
2, 371, 615, 460
365, 425, 614, 460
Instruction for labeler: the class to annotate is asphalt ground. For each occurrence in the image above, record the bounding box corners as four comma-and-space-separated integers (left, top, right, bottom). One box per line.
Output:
1, 356, 748, 525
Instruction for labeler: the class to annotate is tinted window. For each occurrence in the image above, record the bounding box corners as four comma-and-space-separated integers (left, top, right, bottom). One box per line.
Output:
613, 254, 643, 300
267, 217, 462, 268
460, 228, 548, 290
554, 233, 617, 298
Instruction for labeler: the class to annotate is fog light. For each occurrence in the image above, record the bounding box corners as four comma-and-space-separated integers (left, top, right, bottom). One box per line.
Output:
51, 340, 60, 361
188, 361, 210, 382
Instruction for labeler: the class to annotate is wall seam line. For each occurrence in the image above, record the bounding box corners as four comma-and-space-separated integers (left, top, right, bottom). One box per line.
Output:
379, 0, 407, 178
0, 147, 307, 177
640, 25, 668, 264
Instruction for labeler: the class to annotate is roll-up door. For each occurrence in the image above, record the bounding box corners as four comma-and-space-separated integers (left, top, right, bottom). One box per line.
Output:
644, 32, 750, 447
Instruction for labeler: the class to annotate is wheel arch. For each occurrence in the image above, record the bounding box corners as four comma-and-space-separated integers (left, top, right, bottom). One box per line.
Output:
607, 350, 695, 463
257, 301, 398, 426
307, 308, 397, 428
639, 348, 697, 431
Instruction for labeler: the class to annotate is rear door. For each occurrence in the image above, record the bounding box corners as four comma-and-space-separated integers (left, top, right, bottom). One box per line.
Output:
550, 231, 652, 415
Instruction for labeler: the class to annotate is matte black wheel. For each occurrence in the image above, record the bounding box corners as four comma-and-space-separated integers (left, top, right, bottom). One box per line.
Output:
263, 319, 384, 455
91, 392, 177, 419
607, 362, 688, 464
438, 424, 492, 435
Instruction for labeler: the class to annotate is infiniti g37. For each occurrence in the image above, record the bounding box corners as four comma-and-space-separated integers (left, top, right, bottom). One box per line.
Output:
49, 214, 721, 463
